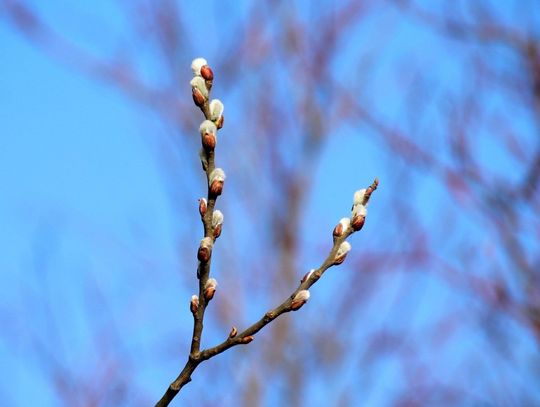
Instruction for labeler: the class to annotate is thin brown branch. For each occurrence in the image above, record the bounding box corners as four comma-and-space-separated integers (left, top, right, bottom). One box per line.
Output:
156, 175, 377, 405
155, 61, 378, 405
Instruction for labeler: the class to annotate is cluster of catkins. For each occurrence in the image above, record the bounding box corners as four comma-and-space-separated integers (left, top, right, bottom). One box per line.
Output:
189, 58, 227, 314
292, 182, 377, 311
189, 57, 377, 315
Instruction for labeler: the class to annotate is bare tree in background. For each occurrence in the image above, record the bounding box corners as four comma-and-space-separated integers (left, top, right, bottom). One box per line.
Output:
2, 0, 539, 405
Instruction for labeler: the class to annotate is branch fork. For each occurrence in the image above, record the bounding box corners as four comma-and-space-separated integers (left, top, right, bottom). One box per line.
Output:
155, 59, 378, 406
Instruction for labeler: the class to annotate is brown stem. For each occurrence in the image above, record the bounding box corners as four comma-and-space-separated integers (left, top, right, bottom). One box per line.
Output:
155, 178, 378, 405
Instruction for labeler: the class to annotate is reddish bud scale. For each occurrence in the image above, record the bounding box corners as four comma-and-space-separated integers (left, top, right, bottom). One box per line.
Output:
229, 326, 238, 338
333, 223, 344, 238
202, 132, 216, 150
197, 246, 211, 263
239, 335, 254, 344
204, 286, 216, 301
300, 271, 312, 284
291, 299, 306, 311
213, 224, 222, 239
190, 299, 199, 315
210, 180, 224, 196
216, 115, 224, 129
200, 65, 214, 81
351, 215, 365, 231
364, 178, 379, 203
334, 254, 347, 265
192, 88, 205, 107
199, 199, 207, 217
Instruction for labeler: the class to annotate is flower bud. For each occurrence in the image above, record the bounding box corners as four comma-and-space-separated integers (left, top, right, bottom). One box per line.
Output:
212, 210, 224, 238
192, 87, 205, 107
202, 132, 216, 150
190, 76, 208, 100
204, 278, 218, 301
352, 202, 367, 218
191, 57, 208, 76
212, 224, 222, 239
209, 99, 224, 123
229, 326, 238, 338
215, 114, 224, 129
300, 269, 315, 283
199, 198, 207, 217
351, 214, 365, 231
239, 335, 254, 344
199, 120, 216, 136
334, 241, 351, 265
200, 64, 214, 81
200, 120, 217, 151
197, 237, 213, 262
364, 178, 379, 202
353, 189, 366, 206
190, 295, 199, 315
333, 217, 350, 239
209, 168, 226, 196
291, 290, 310, 310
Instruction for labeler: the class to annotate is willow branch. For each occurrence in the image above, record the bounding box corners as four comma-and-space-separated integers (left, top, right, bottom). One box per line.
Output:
155, 59, 378, 406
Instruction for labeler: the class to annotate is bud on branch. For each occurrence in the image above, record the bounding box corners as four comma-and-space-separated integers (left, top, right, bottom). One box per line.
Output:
291, 290, 310, 311
197, 237, 213, 263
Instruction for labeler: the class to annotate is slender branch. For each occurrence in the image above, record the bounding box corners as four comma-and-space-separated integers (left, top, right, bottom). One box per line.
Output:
155, 60, 378, 406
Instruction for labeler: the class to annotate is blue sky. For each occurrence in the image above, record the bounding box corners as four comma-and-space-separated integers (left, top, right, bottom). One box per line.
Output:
1, 1, 540, 406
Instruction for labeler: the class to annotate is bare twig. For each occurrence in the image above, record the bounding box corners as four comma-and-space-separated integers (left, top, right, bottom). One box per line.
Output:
155, 61, 378, 406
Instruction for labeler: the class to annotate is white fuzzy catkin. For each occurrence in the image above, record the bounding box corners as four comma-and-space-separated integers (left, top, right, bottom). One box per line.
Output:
191, 57, 208, 76
205, 278, 218, 289
212, 210, 224, 227
200, 236, 213, 248
199, 120, 217, 135
336, 241, 351, 257
209, 99, 224, 121
293, 290, 310, 303
209, 168, 226, 184
339, 217, 351, 230
352, 204, 367, 218
353, 189, 366, 205
190, 76, 208, 98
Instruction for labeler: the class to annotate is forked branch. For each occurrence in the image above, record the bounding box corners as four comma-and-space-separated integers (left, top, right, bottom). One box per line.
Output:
155, 59, 378, 406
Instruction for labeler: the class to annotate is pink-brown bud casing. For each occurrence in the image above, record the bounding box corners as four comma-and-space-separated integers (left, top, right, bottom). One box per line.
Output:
210, 180, 224, 196
202, 132, 216, 151
239, 335, 254, 344
213, 223, 222, 239
229, 326, 238, 338
198, 246, 210, 262
333, 222, 344, 238
291, 290, 310, 310
363, 178, 379, 204
216, 115, 224, 129
301, 270, 314, 283
351, 215, 365, 231
192, 87, 205, 107
201, 65, 214, 81
190, 296, 199, 315
334, 242, 351, 265
197, 238, 213, 263
204, 278, 218, 301
199, 198, 207, 217
333, 254, 347, 265
204, 285, 216, 301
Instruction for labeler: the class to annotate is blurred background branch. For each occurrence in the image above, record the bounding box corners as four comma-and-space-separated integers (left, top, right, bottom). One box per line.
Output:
1, 0, 539, 405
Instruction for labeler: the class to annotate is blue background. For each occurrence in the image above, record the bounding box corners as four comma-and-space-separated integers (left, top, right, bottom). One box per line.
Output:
1, 1, 539, 406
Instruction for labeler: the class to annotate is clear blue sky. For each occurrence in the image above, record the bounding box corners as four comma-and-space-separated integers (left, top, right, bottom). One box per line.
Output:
1, 1, 539, 406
